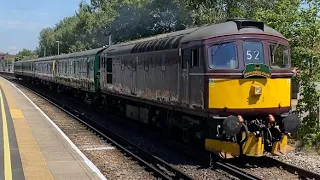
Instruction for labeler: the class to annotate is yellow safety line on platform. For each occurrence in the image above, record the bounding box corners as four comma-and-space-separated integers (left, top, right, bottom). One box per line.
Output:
0, 90, 12, 180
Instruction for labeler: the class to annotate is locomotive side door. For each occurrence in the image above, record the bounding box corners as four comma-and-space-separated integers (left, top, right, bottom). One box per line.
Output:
179, 48, 190, 106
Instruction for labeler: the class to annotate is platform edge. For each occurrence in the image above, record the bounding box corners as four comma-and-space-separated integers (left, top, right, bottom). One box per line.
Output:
2, 77, 107, 180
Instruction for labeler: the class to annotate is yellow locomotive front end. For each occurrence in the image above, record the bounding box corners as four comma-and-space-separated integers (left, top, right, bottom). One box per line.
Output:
204, 33, 300, 158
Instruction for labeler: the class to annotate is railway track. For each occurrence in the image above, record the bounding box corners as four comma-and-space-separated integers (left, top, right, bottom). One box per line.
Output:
261, 156, 320, 179
9, 78, 193, 180
5, 74, 320, 180
4, 75, 262, 180
150, 137, 261, 180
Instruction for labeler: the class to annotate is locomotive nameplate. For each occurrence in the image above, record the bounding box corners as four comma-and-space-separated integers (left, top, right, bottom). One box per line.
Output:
243, 64, 271, 78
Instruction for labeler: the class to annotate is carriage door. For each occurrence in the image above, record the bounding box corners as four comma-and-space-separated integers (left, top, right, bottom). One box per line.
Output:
100, 56, 106, 89
52, 60, 56, 81
180, 49, 190, 105
106, 57, 113, 88
131, 56, 137, 94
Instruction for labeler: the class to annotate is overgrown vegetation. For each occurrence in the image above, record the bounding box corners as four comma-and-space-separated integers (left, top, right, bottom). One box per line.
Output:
26, 0, 320, 149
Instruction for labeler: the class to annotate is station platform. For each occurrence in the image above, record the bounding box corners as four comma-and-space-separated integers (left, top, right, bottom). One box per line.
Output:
0, 76, 105, 179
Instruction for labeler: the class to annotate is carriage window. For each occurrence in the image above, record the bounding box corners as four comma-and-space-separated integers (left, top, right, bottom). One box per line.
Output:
243, 41, 264, 65
65, 61, 67, 74
209, 42, 238, 69
121, 57, 125, 71
270, 43, 290, 69
73, 60, 76, 74
133, 57, 137, 71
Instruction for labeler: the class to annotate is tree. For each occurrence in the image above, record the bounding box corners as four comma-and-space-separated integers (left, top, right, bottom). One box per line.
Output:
15, 49, 37, 61
254, 0, 320, 148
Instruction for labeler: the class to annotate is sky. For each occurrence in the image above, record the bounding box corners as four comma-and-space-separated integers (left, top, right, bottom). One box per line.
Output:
0, 0, 85, 55
0, 1, 311, 55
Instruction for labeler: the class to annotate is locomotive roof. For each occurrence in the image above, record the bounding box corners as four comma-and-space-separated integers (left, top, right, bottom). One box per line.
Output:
103, 18, 285, 56
54, 47, 106, 61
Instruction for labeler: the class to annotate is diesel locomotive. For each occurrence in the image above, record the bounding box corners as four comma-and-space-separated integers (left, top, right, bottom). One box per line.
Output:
10, 18, 300, 158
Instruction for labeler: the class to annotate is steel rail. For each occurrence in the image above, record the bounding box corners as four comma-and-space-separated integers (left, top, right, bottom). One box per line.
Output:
11, 79, 194, 180
262, 156, 320, 180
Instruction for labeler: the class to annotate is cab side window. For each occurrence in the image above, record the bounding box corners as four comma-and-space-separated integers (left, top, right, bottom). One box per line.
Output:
182, 48, 200, 69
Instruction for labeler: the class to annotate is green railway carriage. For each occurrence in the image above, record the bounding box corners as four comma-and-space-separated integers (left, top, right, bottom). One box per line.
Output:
34, 57, 55, 82
54, 48, 106, 92
13, 61, 23, 77
14, 47, 106, 94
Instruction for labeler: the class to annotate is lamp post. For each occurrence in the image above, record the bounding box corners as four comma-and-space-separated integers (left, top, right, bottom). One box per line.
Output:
56, 41, 60, 55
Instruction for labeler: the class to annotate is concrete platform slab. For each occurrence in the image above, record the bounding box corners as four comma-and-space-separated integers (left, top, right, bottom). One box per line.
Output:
0, 76, 106, 180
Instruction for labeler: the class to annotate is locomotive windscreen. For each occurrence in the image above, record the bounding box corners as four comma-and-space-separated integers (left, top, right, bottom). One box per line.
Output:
209, 42, 238, 69
269, 43, 290, 69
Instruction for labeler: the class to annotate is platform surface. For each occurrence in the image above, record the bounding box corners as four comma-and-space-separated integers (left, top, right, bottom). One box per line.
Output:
0, 76, 105, 180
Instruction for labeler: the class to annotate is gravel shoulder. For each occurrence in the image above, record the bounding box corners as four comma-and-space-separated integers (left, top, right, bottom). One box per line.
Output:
268, 147, 320, 174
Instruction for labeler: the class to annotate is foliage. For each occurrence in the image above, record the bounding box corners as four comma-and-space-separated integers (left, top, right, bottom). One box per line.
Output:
254, 0, 320, 147
32, 0, 320, 148
36, 0, 277, 56
15, 48, 37, 61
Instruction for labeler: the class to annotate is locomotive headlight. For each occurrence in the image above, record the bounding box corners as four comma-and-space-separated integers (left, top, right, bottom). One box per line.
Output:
254, 86, 262, 95
251, 84, 262, 95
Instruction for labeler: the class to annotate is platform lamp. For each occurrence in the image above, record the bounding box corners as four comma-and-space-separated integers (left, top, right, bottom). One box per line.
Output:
56, 41, 60, 55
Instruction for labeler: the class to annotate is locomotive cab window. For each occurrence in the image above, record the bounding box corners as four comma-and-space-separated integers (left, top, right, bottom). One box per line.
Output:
182, 49, 191, 69
243, 41, 264, 65
191, 49, 199, 67
106, 58, 112, 72
106, 57, 113, 84
270, 43, 290, 69
209, 42, 238, 69
182, 48, 199, 68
